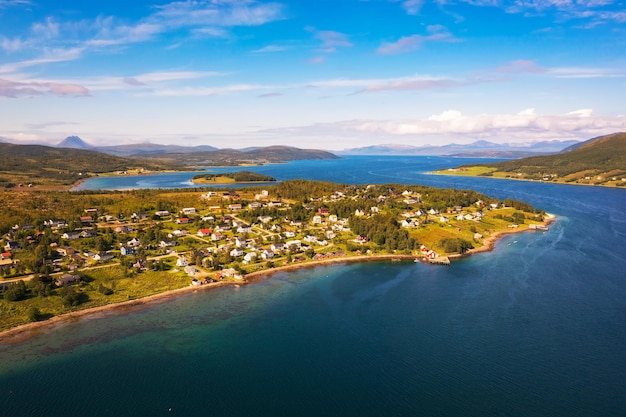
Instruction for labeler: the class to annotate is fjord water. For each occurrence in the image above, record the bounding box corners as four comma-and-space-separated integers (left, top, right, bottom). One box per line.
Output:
5, 156, 626, 416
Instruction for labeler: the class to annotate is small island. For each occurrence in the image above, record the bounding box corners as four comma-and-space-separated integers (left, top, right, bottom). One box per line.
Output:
191, 171, 277, 184
0, 179, 551, 339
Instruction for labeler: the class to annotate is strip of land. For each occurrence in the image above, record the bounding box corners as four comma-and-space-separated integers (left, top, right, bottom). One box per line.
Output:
0, 214, 553, 344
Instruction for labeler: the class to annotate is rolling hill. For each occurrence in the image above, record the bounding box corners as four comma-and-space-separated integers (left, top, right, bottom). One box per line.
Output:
451, 132, 626, 186
139, 145, 339, 166
0, 143, 182, 188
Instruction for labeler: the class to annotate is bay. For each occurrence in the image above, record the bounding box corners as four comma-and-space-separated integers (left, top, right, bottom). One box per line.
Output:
3, 156, 626, 416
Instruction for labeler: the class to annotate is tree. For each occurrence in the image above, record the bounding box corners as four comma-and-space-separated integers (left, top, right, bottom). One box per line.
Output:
3, 280, 27, 301
27, 307, 43, 322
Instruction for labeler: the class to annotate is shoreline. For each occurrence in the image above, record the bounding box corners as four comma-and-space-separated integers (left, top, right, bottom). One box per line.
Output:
430, 171, 625, 189
0, 217, 554, 344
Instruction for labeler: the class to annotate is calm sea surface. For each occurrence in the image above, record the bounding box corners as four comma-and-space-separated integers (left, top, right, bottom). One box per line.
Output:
4, 156, 626, 416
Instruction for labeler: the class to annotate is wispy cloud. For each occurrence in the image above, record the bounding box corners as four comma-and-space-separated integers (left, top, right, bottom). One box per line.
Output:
0, 78, 90, 98
251, 44, 289, 53
377, 25, 458, 54
150, 83, 266, 97
496, 59, 546, 73
258, 92, 283, 98
0, 47, 85, 74
153, 0, 285, 29
548, 66, 626, 78
0, 0, 31, 9
308, 28, 353, 53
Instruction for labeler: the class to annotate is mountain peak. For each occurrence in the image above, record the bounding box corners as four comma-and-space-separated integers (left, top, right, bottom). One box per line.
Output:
58, 136, 92, 149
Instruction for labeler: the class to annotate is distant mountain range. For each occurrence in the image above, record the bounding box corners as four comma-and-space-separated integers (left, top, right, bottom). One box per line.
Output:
56, 136, 218, 156
340, 139, 582, 157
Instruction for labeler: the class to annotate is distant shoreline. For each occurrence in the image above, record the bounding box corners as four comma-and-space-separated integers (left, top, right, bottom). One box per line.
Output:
0, 216, 554, 345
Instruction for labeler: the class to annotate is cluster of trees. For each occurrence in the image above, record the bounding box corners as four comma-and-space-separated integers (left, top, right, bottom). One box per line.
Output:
350, 214, 419, 253
494, 211, 527, 224
1, 275, 88, 308
438, 238, 474, 254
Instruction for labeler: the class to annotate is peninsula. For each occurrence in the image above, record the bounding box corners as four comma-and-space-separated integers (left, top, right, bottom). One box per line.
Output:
0, 179, 549, 336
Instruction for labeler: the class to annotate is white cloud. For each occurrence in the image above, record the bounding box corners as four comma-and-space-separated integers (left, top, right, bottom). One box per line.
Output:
266, 109, 626, 143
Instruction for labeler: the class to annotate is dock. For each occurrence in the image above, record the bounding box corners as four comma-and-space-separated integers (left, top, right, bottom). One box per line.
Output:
428, 256, 451, 266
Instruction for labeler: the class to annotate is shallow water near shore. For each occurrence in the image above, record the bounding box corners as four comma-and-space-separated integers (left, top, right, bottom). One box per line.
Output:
3, 156, 626, 416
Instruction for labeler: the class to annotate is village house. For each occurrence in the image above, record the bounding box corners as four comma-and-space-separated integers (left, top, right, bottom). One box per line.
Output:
271, 243, 286, 252
285, 240, 302, 251
230, 248, 244, 257
93, 252, 115, 262
44, 219, 68, 229
127, 238, 141, 247
80, 230, 97, 238
312, 215, 323, 224
228, 203, 242, 211
184, 265, 198, 276
243, 252, 257, 264
120, 246, 136, 256
56, 246, 75, 257
80, 216, 93, 224
155, 210, 170, 217
198, 228, 212, 237
258, 215, 272, 224
61, 231, 81, 240
325, 230, 336, 240
176, 217, 191, 224
401, 219, 419, 228
328, 214, 338, 222
56, 273, 81, 287
237, 224, 252, 234
181, 207, 197, 215
176, 256, 189, 267
261, 249, 275, 259
115, 225, 133, 234
303, 235, 318, 244
248, 201, 262, 209
201, 191, 218, 199
131, 212, 148, 221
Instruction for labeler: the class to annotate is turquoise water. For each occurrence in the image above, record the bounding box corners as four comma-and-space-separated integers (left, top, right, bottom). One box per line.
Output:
3, 156, 626, 416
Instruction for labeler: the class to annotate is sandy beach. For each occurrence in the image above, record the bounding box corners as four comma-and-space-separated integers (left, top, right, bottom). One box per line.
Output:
0, 215, 554, 344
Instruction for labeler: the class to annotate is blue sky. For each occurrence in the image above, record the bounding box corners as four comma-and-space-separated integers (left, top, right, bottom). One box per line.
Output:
1, 0, 625, 150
